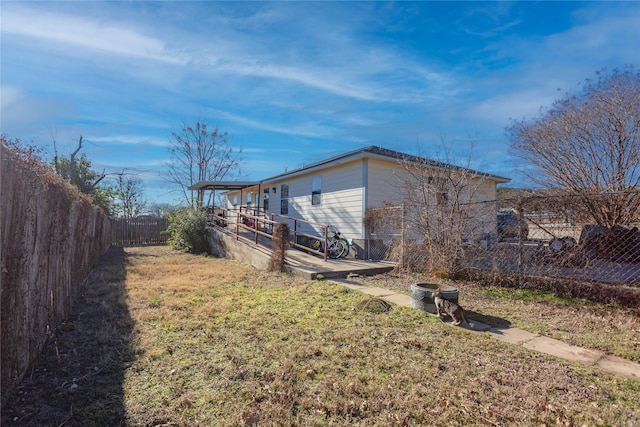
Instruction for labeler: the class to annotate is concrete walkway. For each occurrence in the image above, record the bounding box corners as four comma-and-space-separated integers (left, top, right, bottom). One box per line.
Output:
331, 278, 640, 381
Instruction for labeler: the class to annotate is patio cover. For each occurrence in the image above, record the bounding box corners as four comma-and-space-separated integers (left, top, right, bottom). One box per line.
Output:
188, 181, 259, 192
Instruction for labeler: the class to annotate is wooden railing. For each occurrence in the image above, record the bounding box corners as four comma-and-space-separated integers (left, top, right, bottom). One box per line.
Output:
210, 208, 332, 261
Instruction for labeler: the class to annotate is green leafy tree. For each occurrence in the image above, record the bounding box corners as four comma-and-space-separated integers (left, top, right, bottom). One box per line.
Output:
53, 136, 114, 215
507, 66, 640, 227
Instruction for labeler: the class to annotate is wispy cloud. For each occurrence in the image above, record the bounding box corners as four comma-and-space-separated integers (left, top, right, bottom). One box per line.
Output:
1, 6, 185, 64
2, 1, 638, 200
88, 135, 172, 148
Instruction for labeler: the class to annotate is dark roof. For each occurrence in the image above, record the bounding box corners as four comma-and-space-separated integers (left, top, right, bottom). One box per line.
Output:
190, 145, 510, 191
260, 145, 511, 184
188, 180, 259, 191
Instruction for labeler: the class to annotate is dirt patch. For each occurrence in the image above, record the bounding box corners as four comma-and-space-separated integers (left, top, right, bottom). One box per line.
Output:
353, 298, 392, 313
1, 246, 132, 426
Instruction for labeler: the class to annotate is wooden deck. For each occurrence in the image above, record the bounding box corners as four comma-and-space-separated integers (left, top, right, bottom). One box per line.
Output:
210, 225, 396, 280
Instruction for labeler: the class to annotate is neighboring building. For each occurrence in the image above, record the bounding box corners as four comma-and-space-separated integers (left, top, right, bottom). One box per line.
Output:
190, 146, 510, 244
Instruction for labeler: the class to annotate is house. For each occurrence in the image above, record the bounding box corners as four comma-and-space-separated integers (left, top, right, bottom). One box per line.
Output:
191, 146, 510, 252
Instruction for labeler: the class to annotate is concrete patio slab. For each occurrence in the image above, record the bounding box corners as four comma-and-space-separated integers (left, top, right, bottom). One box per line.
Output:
488, 327, 537, 344
596, 355, 640, 380
523, 336, 604, 364
381, 293, 412, 307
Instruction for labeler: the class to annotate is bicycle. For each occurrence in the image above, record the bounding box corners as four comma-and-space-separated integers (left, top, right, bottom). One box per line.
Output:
309, 227, 350, 259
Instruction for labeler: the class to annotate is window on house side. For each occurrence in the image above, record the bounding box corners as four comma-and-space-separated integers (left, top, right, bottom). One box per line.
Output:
280, 184, 289, 215
312, 176, 322, 205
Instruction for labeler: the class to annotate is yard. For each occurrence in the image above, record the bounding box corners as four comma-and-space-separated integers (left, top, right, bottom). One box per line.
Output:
2, 245, 638, 426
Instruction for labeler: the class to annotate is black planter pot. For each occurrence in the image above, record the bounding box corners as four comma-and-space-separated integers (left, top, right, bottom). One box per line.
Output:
410, 283, 459, 314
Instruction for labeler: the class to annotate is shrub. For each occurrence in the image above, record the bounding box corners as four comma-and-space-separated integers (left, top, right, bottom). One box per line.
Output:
166, 208, 210, 254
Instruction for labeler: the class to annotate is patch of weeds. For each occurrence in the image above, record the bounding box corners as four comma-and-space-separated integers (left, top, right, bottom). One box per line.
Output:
148, 296, 161, 308
161, 322, 178, 332
480, 287, 582, 305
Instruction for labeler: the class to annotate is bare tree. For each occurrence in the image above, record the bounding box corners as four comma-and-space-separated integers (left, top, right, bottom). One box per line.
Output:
507, 66, 640, 227
166, 122, 241, 208
112, 173, 148, 219
395, 146, 493, 277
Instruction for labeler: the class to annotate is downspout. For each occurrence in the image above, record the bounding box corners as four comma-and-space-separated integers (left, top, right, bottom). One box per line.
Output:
361, 158, 368, 240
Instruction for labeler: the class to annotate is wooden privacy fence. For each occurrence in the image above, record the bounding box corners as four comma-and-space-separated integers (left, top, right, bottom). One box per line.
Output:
1, 146, 111, 406
111, 217, 170, 246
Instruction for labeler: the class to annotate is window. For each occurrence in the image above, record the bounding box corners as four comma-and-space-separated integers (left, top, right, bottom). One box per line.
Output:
246, 192, 252, 206
263, 188, 269, 211
232, 195, 238, 206
280, 184, 289, 215
436, 191, 448, 206
428, 176, 448, 206
311, 176, 322, 205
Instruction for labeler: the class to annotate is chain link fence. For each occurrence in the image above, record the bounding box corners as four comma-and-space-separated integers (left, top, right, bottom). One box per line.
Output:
363, 193, 640, 291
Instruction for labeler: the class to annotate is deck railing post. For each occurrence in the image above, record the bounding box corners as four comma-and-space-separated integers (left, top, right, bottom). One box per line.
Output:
235, 211, 240, 240
254, 216, 259, 244
324, 225, 329, 261
293, 219, 298, 247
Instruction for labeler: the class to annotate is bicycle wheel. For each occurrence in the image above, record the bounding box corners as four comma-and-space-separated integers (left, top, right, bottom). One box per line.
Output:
336, 238, 350, 258
309, 238, 322, 252
325, 241, 339, 259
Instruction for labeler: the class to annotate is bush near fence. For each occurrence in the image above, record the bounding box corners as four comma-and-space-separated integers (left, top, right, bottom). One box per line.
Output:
1, 146, 111, 407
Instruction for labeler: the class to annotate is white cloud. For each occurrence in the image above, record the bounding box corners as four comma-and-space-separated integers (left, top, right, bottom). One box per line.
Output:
89, 135, 171, 148
0, 85, 68, 132
0, 85, 24, 111
210, 109, 333, 139
1, 6, 185, 64
469, 90, 556, 125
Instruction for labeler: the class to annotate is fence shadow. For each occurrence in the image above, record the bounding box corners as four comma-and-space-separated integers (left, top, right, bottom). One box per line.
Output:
1, 246, 133, 425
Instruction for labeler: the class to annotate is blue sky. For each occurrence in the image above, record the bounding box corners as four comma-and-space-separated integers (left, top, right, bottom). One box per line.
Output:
2, 1, 639, 206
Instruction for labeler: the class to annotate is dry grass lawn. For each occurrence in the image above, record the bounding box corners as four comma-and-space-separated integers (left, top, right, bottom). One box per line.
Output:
2, 245, 639, 426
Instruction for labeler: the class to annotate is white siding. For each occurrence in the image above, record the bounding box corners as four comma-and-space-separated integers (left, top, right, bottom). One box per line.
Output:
366, 158, 409, 207
279, 159, 365, 240
366, 158, 500, 240
218, 153, 501, 242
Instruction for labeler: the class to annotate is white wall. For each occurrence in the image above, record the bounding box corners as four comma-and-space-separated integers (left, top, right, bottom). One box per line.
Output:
221, 155, 501, 241
279, 160, 365, 239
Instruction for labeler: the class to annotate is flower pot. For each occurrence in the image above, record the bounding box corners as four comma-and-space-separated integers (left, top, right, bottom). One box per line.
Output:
410, 283, 459, 314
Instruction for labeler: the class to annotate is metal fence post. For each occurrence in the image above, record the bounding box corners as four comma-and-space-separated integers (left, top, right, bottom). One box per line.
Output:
401, 203, 406, 269
516, 199, 525, 288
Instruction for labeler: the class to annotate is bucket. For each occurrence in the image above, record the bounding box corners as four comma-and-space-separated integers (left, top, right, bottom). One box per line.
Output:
410, 283, 459, 314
